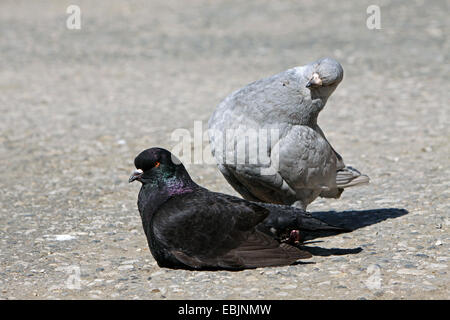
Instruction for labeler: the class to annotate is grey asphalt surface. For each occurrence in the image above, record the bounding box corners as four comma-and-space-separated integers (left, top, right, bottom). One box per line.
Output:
0, 0, 448, 299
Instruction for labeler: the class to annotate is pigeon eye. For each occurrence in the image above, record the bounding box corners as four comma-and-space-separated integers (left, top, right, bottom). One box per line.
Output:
154, 161, 161, 168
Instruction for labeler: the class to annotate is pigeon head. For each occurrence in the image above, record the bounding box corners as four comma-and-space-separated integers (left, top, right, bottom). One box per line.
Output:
306, 57, 343, 89
129, 147, 184, 184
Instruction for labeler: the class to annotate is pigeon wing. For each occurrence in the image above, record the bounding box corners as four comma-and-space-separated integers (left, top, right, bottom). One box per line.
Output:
152, 190, 310, 269
314, 124, 345, 170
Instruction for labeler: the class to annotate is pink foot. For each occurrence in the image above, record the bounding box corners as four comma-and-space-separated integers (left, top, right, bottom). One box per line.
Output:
288, 230, 301, 244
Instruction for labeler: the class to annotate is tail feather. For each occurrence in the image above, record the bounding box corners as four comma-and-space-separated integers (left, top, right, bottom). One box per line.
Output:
335, 166, 370, 188
256, 202, 350, 241
294, 212, 351, 241
320, 166, 369, 199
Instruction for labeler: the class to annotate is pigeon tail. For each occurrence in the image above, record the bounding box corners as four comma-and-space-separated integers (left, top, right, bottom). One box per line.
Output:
320, 166, 369, 199
256, 202, 350, 242
336, 166, 370, 188
294, 211, 351, 241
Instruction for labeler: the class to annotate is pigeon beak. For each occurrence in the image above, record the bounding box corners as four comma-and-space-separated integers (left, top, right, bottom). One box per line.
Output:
129, 169, 144, 183
306, 73, 322, 88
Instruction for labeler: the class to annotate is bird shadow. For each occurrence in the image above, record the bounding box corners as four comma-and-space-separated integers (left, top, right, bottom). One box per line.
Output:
311, 207, 408, 231
299, 207, 408, 257
300, 245, 363, 257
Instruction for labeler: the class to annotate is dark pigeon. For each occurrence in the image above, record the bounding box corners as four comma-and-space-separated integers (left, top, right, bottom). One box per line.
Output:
129, 147, 348, 270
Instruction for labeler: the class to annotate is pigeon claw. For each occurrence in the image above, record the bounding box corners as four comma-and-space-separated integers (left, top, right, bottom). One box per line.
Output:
288, 229, 301, 244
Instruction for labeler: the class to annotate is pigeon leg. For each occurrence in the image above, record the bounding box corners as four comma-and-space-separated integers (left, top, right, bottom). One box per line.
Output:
288, 229, 301, 244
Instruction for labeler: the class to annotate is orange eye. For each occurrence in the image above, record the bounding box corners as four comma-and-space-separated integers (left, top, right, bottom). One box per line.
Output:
154, 161, 161, 168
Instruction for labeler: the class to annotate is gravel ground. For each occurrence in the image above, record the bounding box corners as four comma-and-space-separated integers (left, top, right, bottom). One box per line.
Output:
0, 0, 448, 300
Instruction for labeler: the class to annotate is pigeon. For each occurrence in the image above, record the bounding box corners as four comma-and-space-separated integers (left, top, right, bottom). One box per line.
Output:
129, 147, 348, 270
208, 57, 369, 210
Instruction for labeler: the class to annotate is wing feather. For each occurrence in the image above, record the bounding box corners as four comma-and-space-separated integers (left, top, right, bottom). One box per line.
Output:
153, 190, 310, 269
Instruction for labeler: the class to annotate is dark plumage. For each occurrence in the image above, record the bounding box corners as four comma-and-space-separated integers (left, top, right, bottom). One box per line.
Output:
129, 147, 348, 270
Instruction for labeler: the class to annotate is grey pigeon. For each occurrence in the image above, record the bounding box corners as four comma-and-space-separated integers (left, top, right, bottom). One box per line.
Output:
129, 147, 348, 270
208, 57, 369, 210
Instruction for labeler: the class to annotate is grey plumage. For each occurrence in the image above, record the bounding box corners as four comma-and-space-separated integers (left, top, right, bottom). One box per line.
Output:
208, 57, 369, 210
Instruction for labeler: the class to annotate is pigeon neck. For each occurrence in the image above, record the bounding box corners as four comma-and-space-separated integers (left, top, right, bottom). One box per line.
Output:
137, 167, 197, 222
301, 85, 337, 125
154, 165, 197, 196
298, 99, 323, 126
310, 84, 337, 103
164, 175, 196, 196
